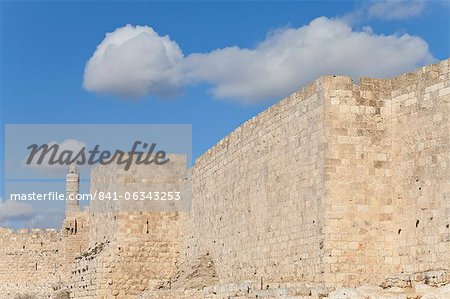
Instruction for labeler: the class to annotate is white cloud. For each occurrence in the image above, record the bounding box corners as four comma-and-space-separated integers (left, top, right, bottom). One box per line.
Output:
83, 17, 434, 103
368, 0, 426, 21
84, 25, 184, 97
343, 0, 426, 23
182, 17, 433, 102
0, 199, 34, 226
0, 199, 64, 228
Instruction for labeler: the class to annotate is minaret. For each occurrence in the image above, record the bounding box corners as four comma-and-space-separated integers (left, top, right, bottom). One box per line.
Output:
65, 164, 80, 215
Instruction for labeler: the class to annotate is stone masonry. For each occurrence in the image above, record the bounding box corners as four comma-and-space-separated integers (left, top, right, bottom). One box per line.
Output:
0, 59, 449, 298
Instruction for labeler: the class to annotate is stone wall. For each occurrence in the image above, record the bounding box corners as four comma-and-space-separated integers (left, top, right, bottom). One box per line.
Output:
0, 59, 448, 299
322, 60, 450, 287
0, 213, 90, 298
178, 78, 329, 288
62, 212, 90, 282
0, 228, 64, 285
159, 59, 450, 296
322, 75, 396, 287
69, 155, 186, 298
70, 212, 180, 298
87, 154, 187, 246
389, 62, 450, 285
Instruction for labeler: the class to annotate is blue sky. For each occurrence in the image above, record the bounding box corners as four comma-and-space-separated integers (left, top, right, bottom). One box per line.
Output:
0, 0, 449, 227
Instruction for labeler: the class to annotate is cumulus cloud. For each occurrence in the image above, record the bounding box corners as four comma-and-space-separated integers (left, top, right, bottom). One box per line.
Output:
84, 25, 184, 97
182, 17, 433, 102
368, 0, 426, 21
83, 17, 434, 103
0, 199, 34, 226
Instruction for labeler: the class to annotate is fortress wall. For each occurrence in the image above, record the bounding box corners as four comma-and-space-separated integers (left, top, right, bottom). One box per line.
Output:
88, 155, 186, 247
1, 60, 448, 299
70, 212, 180, 298
70, 240, 112, 298
62, 212, 90, 282
181, 79, 328, 286
172, 59, 449, 292
0, 210, 89, 297
69, 157, 185, 298
88, 165, 120, 245
322, 59, 450, 287
322, 76, 395, 287
388, 60, 450, 284
0, 228, 64, 285
110, 211, 180, 297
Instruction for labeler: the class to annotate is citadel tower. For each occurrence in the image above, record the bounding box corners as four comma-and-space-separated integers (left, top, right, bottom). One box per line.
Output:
65, 164, 80, 215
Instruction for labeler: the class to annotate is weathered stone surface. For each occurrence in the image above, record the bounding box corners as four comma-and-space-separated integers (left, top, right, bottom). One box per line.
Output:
0, 59, 449, 298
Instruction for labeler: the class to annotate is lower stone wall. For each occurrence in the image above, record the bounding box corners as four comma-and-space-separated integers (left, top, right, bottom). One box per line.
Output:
69, 212, 180, 298
389, 63, 450, 282
0, 283, 65, 299
62, 212, 90, 283
139, 281, 450, 299
0, 228, 64, 286
0, 215, 89, 298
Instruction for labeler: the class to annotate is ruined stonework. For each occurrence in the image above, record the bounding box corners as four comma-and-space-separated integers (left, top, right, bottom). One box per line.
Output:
0, 59, 449, 298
